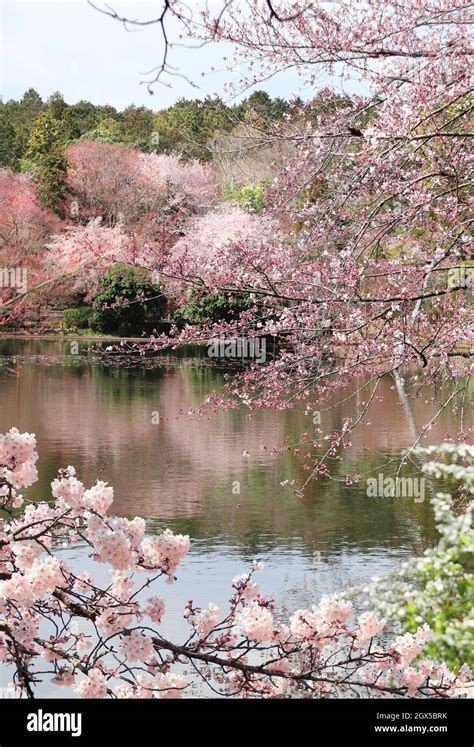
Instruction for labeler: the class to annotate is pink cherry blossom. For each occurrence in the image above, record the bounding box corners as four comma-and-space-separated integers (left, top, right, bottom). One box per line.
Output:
82, 481, 114, 514
194, 603, 221, 639
143, 596, 166, 624
354, 611, 386, 648
237, 601, 274, 642
139, 529, 190, 576
75, 668, 108, 698
154, 671, 187, 699
393, 626, 432, 667
119, 630, 155, 663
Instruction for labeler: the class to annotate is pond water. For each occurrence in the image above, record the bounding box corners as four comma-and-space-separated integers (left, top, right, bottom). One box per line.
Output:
0, 338, 468, 696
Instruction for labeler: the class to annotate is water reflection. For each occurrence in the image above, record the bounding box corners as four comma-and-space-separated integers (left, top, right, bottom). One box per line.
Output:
0, 339, 469, 581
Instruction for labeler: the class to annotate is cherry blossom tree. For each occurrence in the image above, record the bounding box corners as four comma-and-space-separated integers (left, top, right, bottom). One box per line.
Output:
66, 141, 218, 227
44, 218, 150, 302
34, 147, 218, 305
99, 0, 473, 483
0, 168, 64, 321
4, 2, 472, 471
168, 205, 279, 301
1, 0, 471, 702
0, 168, 62, 270
65, 141, 155, 226
138, 152, 218, 213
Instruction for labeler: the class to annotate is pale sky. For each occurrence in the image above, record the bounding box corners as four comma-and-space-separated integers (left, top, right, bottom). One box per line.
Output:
0, 0, 367, 110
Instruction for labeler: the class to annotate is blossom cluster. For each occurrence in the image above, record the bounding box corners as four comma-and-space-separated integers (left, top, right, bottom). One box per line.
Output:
0, 427, 38, 499
140, 529, 190, 577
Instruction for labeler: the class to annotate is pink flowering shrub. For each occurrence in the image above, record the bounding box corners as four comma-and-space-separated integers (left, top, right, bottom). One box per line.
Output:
42, 146, 219, 303
0, 169, 64, 318
44, 219, 134, 301
66, 141, 218, 226
65, 141, 156, 226
0, 428, 472, 699
0, 168, 62, 266
138, 152, 218, 212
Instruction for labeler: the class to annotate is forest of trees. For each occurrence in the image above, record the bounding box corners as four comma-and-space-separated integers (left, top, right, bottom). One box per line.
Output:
0, 88, 294, 168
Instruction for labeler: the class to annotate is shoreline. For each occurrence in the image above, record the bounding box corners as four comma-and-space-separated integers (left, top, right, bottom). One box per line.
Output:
0, 334, 153, 342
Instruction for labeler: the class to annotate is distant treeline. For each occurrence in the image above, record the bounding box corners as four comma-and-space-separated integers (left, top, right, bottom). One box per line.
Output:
0, 88, 300, 168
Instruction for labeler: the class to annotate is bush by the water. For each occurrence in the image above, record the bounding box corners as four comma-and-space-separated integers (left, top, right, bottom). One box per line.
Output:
63, 306, 97, 330
92, 264, 166, 335
174, 289, 252, 327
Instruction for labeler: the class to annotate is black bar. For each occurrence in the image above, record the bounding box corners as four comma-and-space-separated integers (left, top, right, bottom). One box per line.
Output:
0, 697, 471, 745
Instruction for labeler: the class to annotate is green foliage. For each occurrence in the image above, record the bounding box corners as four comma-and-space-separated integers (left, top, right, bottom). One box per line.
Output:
20, 88, 44, 112
447, 259, 474, 296
0, 88, 293, 169
224, 182, 267, 212
174, 289, 252, 326
0, 114, 19, 169
92, 264, 166, 335
33, 148, 68, 214
364, 444, 474, 673
63, 307, 96, 330
61, 102, 122, 142
304, 90, 353, 123
62, 100, 99, 141
153, 92, 290, 160
24, 111, 68, 214
25, 111, 65, 161
47, 92, 68, 120
0, 89, 45, 161
80, 117, 123, 143
120, 105, 155, 149
153, 97, 235, 160
403, 446, 474, 672
404, 554, 474, 672
236, 90, 289, 124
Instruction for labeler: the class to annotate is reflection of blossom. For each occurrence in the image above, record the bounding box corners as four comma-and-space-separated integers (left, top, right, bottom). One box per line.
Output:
0, 361, 462, 523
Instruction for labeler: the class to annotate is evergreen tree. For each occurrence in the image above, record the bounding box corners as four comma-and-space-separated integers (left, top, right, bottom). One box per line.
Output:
0, 113, 19, 169
25, 111, 67, 214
